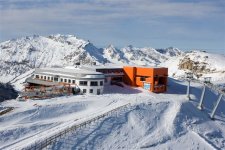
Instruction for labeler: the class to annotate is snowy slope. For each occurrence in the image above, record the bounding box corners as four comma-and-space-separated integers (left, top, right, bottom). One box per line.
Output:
1, 79, 225, 149
0, 34, 106, 82
102, 45, 129, 64
0, 34, 225, 86
0, 35, 183, 82
103, 45, 182, 66
1, 34, 225, 84
49, 80, 225, 150
162, 50, 225, 82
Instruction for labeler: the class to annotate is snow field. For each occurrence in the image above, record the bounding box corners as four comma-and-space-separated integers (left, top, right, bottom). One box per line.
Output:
0, 79, 225, 149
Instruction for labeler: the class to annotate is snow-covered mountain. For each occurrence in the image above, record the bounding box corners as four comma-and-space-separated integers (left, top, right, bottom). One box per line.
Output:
103, 45, 182, 66
164, 50, 225, 81
0, 34, 182, 82
0, 34, 108, 82
102, 44, 129, 64
0, 34, 225, 83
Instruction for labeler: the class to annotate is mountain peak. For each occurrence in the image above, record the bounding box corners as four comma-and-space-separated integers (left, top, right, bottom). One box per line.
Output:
127, 45, 133, 49
0, 34, 106, 82
0, 34, 190, 83
107, 44, 115, 49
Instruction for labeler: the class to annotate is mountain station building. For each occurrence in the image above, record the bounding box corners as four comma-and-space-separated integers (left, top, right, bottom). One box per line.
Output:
22, 65, 168, 99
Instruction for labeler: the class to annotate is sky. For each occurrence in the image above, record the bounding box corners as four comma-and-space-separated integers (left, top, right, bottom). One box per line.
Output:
0, 0, 225, 54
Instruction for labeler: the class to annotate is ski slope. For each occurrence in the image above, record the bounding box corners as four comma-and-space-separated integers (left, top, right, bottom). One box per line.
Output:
0, 78, 225, 149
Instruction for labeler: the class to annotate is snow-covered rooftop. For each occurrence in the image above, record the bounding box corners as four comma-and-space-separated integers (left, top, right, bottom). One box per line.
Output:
36, 67, 102, 75
81, 65, 167, 70
124, 65, 167, 69
34, 67, 105, 79
81, 65, 124, 71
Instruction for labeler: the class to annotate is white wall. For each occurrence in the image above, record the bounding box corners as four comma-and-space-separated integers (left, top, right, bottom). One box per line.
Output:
33, 73, 104, 95
76, 79, 104, 95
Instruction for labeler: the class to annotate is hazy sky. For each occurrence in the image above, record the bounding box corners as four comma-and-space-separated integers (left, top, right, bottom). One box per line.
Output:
0, 0, 225, 54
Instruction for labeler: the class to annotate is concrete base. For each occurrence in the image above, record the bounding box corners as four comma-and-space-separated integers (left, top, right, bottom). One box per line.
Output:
210, 116, 215, 120
197, 105, 203, 110
187, 95, 191, 100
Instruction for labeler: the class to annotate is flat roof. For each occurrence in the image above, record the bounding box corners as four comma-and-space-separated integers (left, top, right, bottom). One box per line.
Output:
36, 67, 102, 74
123, 65, 167, 69
26, 77, 59, 86
81, 65, 123, 70
34, 67, 105, 79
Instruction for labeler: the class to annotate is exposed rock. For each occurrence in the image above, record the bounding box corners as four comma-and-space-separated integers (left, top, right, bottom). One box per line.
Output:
178, 54, 213, 76
0, 83, 18, 102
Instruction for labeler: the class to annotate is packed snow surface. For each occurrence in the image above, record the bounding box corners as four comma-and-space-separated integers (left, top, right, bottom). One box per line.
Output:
0, 79, 225, 150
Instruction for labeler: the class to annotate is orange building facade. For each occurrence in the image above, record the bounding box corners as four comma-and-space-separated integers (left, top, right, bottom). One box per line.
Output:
123, 66, 168, 93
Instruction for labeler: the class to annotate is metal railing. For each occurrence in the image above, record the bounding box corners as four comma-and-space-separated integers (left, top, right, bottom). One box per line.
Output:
184, 76, 225, 120
20, 103, 132, 150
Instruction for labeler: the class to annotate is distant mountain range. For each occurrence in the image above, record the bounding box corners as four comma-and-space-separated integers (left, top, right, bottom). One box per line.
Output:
0, 34, 224, 83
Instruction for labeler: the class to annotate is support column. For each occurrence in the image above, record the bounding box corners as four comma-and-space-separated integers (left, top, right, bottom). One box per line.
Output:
197, 85, 206, 110
186, 80, 190, 100
210, 94, 223, 120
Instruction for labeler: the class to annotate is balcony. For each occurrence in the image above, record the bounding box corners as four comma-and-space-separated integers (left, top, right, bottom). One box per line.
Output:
153, 84, 166, 93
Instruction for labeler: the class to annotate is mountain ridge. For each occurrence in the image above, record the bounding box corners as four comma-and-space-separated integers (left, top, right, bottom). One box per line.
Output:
0, 34, 224, 83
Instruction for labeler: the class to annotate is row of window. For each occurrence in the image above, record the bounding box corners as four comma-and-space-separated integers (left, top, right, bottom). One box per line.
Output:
36, 75, 54, 81
60, 78, 75, 84
79, 81, 103, 86
35, 74, 104, 86
35, 75, 75, 84
96, 69, 123, 74
82, 88, 101, 94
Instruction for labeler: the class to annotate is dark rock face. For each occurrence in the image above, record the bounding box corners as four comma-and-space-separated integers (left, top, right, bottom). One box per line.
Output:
0, 83, 18, 102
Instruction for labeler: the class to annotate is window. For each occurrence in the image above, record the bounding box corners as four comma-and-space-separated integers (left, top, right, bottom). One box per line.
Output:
41, 76, 43, 79
100, 81, 103, 86
61, 78, 63, 82
83, 89, 86, 93
79, 81, 87, 86
89, 89, 93, 93
51, 77, 53, 80
140, 77, 146, 81
54, 77, 58, 82
64, 79, 67, 82
68, 79, 71, 83
48, 77, 50, 80
35, 75, 39, 79
44, 76, 46, 80
72, 80, 75, 84
90, 81, 98, 86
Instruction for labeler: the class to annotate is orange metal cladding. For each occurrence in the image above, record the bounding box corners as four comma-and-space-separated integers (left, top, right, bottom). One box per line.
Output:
123, 66, 136, 86
123, 66, 168, 93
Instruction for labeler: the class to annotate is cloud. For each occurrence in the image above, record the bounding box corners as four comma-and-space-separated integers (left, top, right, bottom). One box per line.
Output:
0, 0, 224, 24
1, 0, 224, 28
0, 0, 224, 50
0, 1, 223, 38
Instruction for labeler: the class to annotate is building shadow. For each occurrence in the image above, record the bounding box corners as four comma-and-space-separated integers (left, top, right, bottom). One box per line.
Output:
166, 77, 225, 121
103, 84, 142, 94
165, 78, 200, 95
